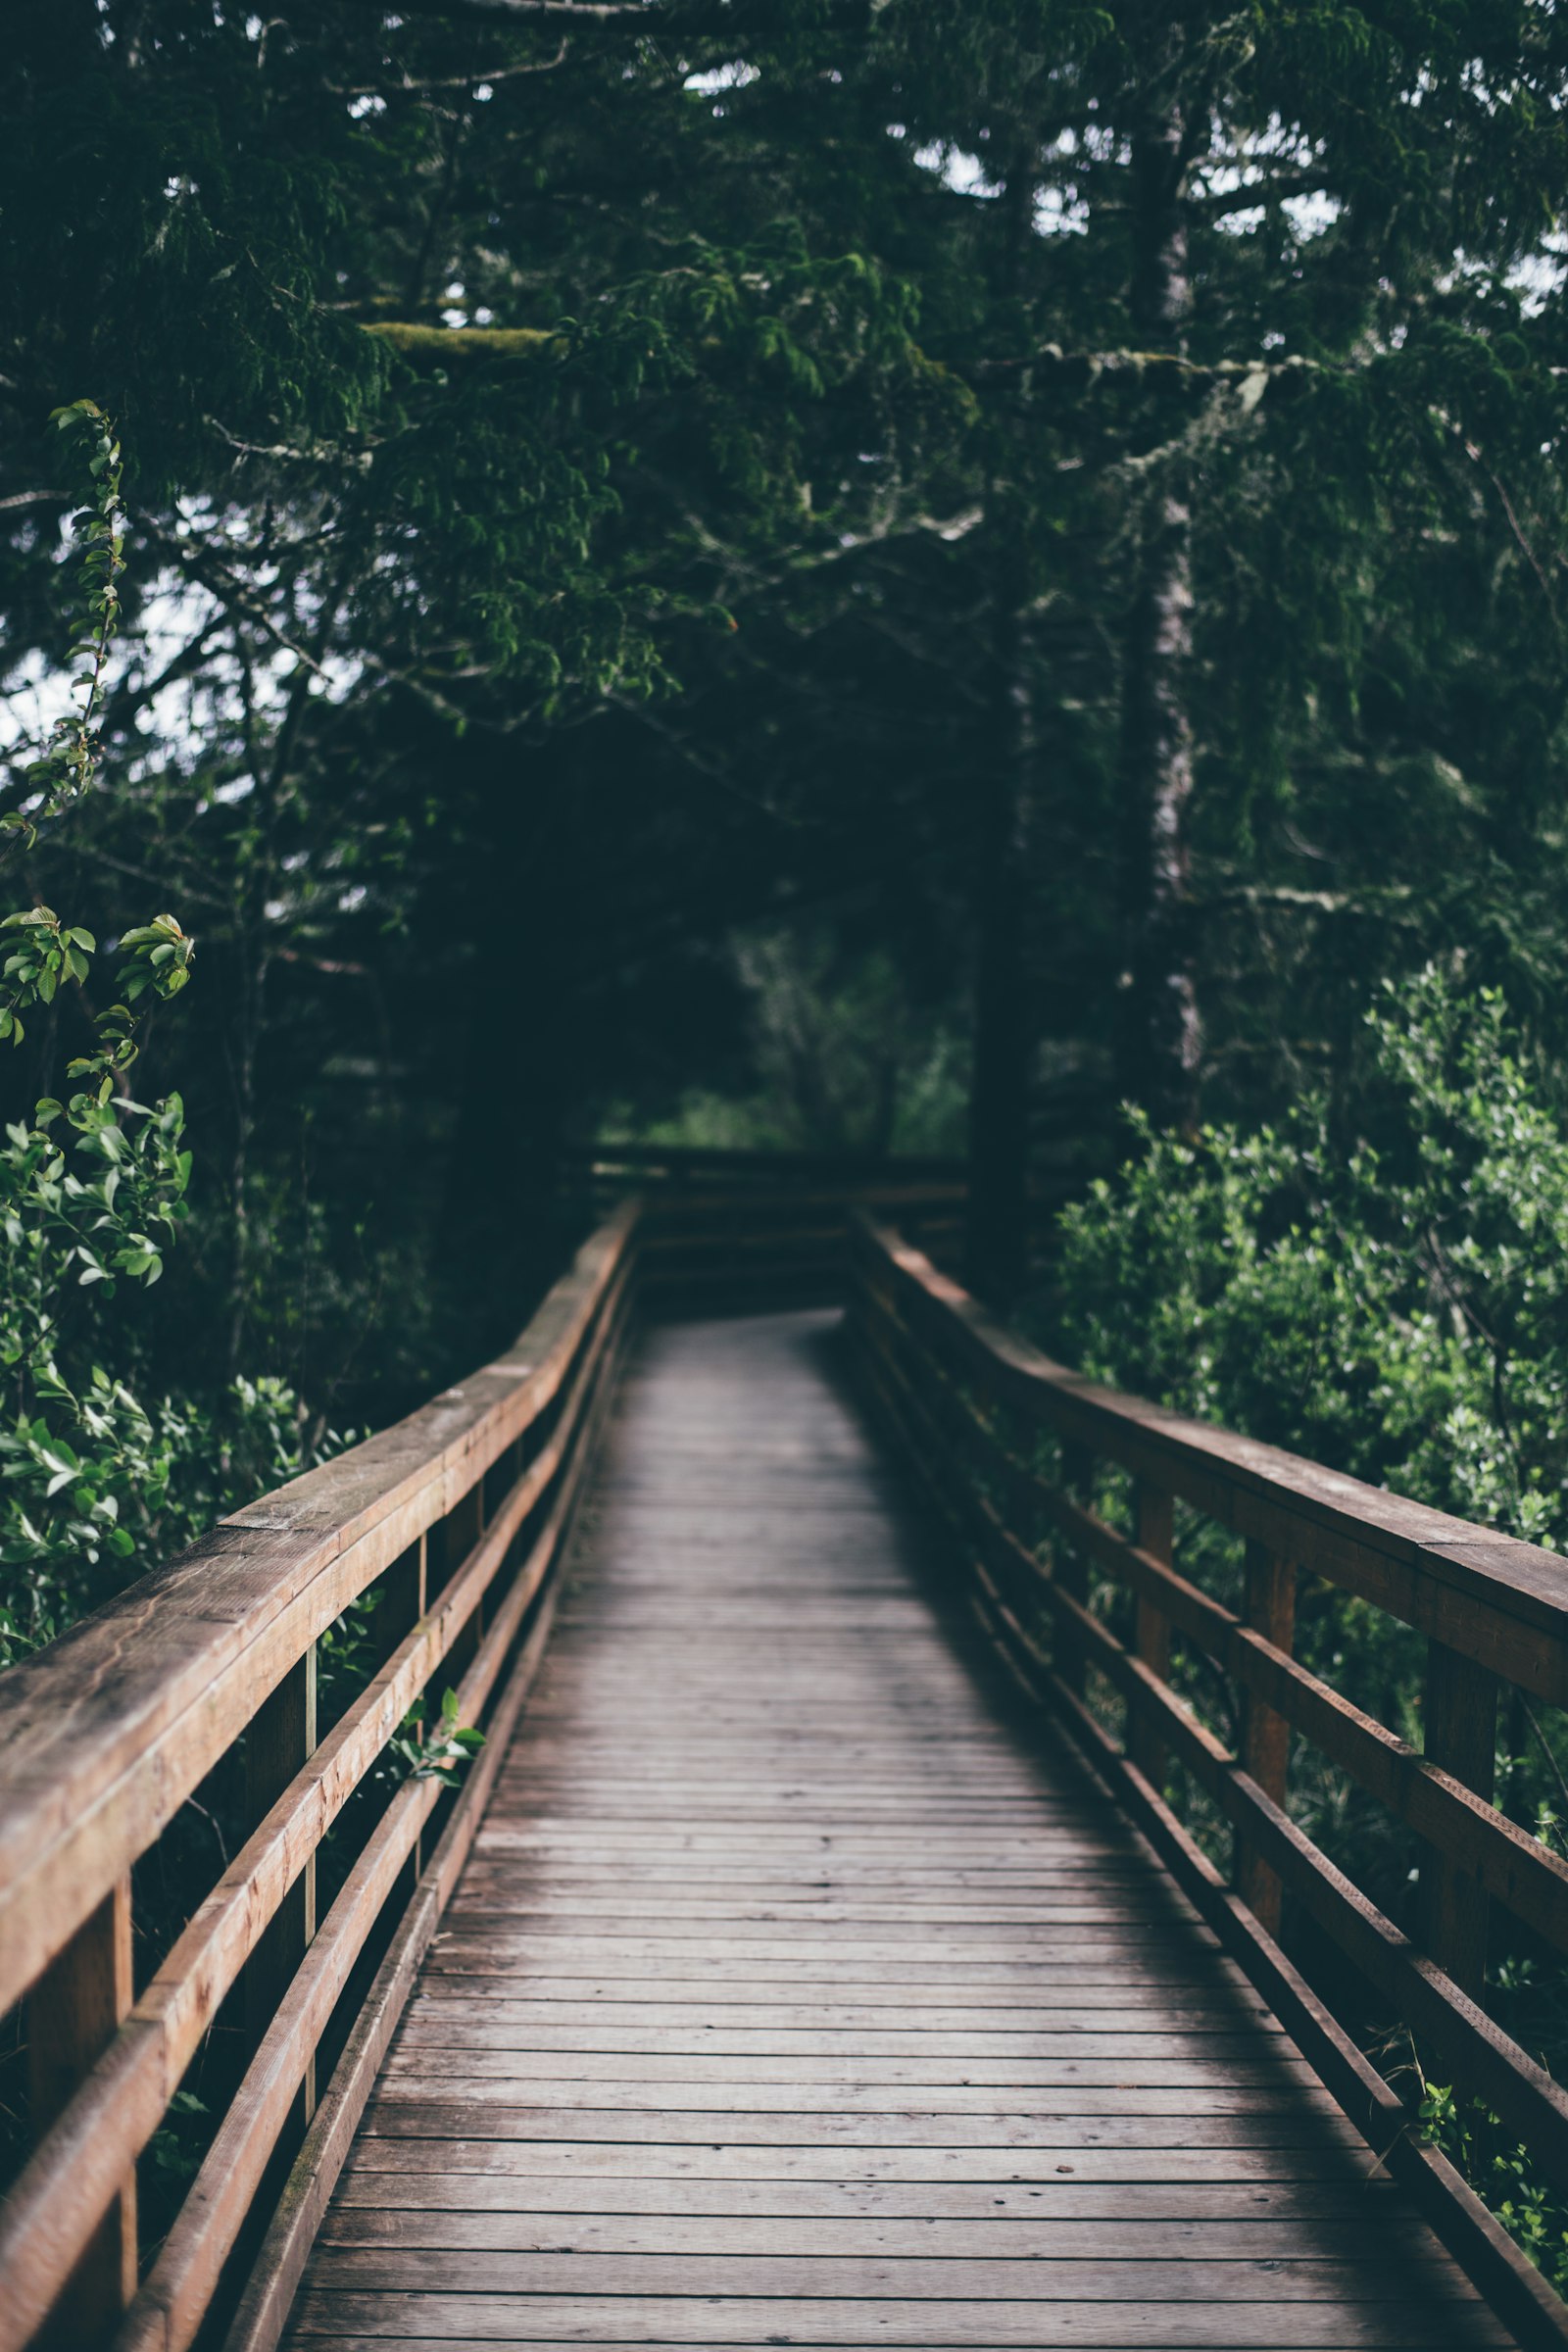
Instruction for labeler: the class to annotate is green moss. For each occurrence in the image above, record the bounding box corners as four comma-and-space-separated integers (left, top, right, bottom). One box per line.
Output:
362, 321, 562, 363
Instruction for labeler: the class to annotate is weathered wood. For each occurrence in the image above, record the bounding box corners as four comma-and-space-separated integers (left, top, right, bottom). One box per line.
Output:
854, 1216, 1568, 1705
1420, 1638, 1499, 2002
1054, 1440, 1093, 1695
0, 1213, 633, 2352
854, 1226, 1566, 2346
272, 1309, 1513, 2352
0, 1204, 636, 2017
122, 1282, 630, 2352
220, 1269, 629, 2352
26, 1876, 136, 2348
288, 2298, 1512, 2347
1238, 1539, 1295, 1934
1128, 1482, 1173, 1787
0, 1265, 631, 2352
869, 1250, 1568, 1966
246, 1648, 319, 2132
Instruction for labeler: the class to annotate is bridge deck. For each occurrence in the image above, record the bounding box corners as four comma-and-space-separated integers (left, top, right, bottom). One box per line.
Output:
285, 1310, 1512, 2350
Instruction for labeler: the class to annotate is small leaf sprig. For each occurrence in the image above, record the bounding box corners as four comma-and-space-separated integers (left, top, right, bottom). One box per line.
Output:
0, 906, 195, 1110
386, 1687, 486, 1787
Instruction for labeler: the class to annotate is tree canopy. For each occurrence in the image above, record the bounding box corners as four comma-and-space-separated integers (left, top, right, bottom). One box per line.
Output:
2, 0, 1566, 1573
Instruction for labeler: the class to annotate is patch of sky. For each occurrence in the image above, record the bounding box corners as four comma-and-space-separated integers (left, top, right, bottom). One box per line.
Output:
1035, 182, 1089, 237
1284, 191, 1342, 239
684, 61, 760, 96
912, 141, 1002, 199
1510, 234, 1568, 316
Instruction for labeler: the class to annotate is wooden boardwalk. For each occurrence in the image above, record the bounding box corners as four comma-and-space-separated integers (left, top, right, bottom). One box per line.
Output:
285, 1309, 1512, 2350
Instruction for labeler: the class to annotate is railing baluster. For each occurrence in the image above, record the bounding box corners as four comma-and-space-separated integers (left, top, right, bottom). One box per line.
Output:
244, 1648, 318, 2128
1420, 1638, 1498, 2002
439, 1485, 486, 1682
27, 1874, 136, 2346
379, 1535, 430, 1889
1054, 1442, 1093, 1694
1129, 1483, 1174, 1786
1238, 1539, 1296, 1936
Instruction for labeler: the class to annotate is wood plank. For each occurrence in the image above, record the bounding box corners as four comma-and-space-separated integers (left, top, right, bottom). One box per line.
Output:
305, 2245, 1485, 2301
287, 2293, 1513, 2347
406, 1991, 1279, 2022
395, 2010, 1287, 2045
355, 2103, 1371, 2145
328, 2173, 1403, 2218
317, 2207, 1438, 2259
340, 2134, 1391, 2179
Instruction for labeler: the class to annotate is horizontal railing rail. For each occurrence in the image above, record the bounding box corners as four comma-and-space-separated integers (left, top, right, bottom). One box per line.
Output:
633, 1182, 965, 1307
849, 1211, 1568, 2352
561, 1138, 969, 1186
0, 1200, 639, 2352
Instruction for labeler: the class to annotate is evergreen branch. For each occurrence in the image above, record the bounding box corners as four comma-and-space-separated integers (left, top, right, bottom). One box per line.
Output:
1450, 426, 1561, 629
980, 347, 1323, 387
329, 38, 571, 91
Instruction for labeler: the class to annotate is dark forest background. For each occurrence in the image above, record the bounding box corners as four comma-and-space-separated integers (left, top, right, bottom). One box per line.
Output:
2, 0, 1566, 1635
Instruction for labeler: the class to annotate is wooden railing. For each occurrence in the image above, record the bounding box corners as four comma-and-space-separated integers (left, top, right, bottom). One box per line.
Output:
15, 1172, 1568, 2348
850, 1213, 1568, 2352
0, 1201, 637, 2352
567, 1142, 966, 1304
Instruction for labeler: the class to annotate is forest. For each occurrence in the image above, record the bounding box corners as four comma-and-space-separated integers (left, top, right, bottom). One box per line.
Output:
6, 0, 1568, 2328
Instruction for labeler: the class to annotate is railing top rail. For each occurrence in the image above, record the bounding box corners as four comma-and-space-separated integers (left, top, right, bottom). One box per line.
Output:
858, 1213, 1568, 1699
0, 1198, 640, 2016
562, 1139, 969, 1182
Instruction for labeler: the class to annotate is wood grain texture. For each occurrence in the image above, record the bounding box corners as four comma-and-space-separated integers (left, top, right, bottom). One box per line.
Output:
284, 1310, 1515, 2352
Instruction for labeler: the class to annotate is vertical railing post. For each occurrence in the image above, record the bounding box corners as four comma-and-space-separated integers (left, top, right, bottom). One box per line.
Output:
379, 1535, 429, 1887
244, 1647, 318, 2127
1129, 1483, 1174, 1786
1054, 1440, 1093, 1694
438, 1483, 486, 1682
1420, 1639, 1498, 2002
28, 1874, 136, 2345
1237, 1539, 1296, 1936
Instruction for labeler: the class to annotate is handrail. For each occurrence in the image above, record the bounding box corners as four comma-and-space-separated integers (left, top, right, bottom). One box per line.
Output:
849, 1211, 1568, 2352
0, 1200, 640, 2352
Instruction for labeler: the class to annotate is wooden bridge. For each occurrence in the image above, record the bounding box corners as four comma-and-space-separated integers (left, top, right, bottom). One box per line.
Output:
4, 1176, 1568, 2349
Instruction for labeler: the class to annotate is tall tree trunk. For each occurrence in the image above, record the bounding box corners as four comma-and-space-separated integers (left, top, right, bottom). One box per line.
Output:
1116, 57, 1201, 1131
966, 552, 1037, 1305
966, 143, 1040, 1306
439, 748, 572, 1351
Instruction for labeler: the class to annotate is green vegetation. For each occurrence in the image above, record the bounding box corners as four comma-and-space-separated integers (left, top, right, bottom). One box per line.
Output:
4, 0, 1568, 2289
1041, 965, 1568, 2281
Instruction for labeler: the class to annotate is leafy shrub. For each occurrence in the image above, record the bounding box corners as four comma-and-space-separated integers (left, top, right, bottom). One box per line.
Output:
1036, 959, 1568, 2278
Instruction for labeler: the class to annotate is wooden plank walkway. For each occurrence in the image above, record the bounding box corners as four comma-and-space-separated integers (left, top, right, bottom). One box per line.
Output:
285, 1310, 1514, 2350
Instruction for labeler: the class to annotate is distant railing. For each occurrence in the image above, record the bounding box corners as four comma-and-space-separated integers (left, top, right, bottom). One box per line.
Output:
566, 1140, 966, 1303
0, 1203, 637, 2352
850, 1213, 1568, 2352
